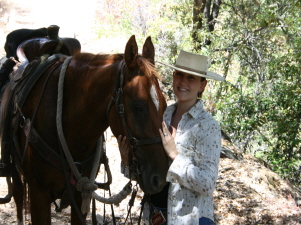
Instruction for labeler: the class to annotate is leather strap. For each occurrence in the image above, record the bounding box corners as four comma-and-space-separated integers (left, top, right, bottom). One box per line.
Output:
17, 54, 63, 109
23, 118, 96, 173
130, 137, 162, 148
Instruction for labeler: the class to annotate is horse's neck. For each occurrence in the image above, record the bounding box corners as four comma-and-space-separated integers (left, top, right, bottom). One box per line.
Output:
64, 60, 116, 142
170, 111, 180, 129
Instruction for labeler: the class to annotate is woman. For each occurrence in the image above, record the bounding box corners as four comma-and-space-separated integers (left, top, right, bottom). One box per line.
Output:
118, 50, 224, 225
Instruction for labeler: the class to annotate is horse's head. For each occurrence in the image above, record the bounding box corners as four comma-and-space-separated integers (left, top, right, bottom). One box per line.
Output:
108, 35, 169, 194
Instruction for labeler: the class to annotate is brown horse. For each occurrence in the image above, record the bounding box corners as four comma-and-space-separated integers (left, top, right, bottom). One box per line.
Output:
8, 35, 168, 224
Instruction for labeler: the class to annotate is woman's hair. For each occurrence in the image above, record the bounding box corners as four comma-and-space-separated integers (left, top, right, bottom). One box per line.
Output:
198, 77, 207, 98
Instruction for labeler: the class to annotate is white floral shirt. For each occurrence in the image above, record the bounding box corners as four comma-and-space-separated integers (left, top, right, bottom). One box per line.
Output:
164, 100, 221, 225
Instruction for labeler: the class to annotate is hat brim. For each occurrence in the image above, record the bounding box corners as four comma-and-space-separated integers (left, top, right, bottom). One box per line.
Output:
158, 61, 224, 81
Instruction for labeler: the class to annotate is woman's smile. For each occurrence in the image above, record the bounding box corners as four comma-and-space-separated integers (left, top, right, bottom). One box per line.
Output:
178, 86, 189, 92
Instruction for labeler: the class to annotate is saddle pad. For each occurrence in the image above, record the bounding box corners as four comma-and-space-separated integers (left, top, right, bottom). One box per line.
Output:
0, 54, 63, 171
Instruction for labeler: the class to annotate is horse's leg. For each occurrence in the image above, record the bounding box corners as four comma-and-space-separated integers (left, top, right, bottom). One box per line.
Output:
29, 181, 51, 225
11, 168, 24, 225
71, 191, 87, 225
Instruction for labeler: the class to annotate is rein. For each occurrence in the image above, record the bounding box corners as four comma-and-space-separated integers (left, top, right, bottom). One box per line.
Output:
56, 56, 132, 216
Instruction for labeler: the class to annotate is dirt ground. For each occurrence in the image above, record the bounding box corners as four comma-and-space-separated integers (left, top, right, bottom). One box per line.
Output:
0, 0, 300, 224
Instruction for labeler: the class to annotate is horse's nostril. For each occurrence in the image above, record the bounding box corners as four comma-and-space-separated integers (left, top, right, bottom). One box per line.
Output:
152, 175, 160, 189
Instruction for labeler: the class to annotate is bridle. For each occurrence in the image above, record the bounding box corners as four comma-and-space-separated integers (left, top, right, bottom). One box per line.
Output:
106, 59, 163, 224
106, 59, 162, 174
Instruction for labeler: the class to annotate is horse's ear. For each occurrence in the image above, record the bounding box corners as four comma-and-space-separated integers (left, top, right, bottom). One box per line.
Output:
142, 36, 155, 65
124, 35, 138, 69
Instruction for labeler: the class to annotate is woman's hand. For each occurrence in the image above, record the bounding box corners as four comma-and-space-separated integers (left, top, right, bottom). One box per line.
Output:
159, 121, 178, 160
117, 135, 131, 166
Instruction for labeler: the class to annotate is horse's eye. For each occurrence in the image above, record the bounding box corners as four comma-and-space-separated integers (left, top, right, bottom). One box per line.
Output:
132, 102, 145, 113
134, 105, 143, 112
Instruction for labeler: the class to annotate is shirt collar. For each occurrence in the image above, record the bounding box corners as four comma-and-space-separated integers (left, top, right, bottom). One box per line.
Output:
166, 99, 205, 119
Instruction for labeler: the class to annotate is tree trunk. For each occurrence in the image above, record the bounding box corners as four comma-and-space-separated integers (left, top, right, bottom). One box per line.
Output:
192, 0, 206, 46
192, 0, 221, 48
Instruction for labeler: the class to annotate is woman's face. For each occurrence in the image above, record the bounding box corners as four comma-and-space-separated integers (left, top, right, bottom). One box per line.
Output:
172, 70, 207, 103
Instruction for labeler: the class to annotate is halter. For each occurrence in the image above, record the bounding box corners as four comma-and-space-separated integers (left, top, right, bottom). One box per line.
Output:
107, 60, 162, 172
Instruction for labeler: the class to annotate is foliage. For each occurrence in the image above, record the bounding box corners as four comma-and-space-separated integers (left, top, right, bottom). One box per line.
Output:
211, 0, 301, 188
94, 0, 301, 189
0, 0, 13, 18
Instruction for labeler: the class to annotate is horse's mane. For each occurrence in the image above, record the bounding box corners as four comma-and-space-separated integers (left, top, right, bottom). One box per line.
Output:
72, 52, 161, 80
137, 56, 162, 80
72, 52, 124, 65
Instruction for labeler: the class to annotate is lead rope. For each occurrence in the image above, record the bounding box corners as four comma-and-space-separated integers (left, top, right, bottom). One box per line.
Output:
138, 193, 148, 225
124, 182, 138, 224
56, 56, 132, 215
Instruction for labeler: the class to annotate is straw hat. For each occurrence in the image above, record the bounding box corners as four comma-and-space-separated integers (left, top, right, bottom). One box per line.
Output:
159, 50, 224, 81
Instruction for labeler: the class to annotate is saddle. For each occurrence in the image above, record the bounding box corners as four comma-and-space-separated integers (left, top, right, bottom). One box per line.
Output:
17, 25, 81, 63
16, 37, 81, 63
0, 25, 81, 177
4, 25, 81, 63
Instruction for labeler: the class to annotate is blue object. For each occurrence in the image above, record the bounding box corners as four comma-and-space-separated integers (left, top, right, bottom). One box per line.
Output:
199, 217, 215, 225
